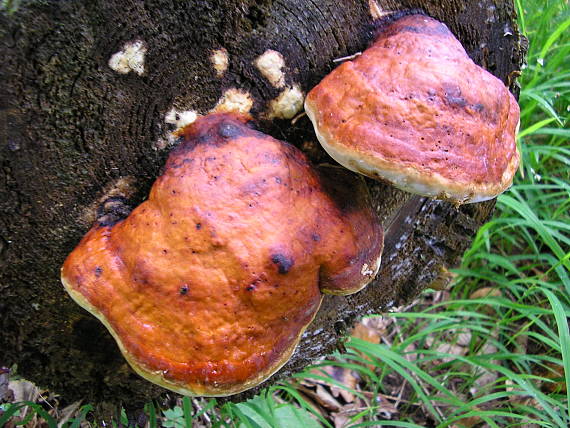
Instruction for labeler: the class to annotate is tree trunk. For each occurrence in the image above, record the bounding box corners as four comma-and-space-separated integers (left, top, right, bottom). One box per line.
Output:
0, 0, 525, 412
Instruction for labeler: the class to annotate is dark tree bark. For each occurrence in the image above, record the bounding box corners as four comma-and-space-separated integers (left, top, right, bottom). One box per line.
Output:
1, 0, 525, 412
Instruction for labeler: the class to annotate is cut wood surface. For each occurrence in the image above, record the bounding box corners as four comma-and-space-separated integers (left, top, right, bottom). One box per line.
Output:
0, 0, 526, 410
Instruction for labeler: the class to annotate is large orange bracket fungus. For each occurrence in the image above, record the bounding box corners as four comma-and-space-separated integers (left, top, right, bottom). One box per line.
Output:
61, 113, 383, 396
305, 14, 520, 205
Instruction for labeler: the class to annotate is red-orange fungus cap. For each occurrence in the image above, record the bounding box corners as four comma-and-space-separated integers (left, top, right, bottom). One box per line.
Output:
61, 113, 383, 396
305, 14, 520, 204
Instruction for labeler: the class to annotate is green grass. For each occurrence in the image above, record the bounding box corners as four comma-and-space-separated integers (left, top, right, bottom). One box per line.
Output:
1, 0, 568, 426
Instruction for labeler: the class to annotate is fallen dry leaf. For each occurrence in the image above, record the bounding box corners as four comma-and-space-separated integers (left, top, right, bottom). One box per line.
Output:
295, 385, 338, 417
470, 287, 502, 299
351, 322, 381, 344
351, 317, 389, 369
333, 400, 368, 428
456, 331, 472, 347
315, 384, 343, 411
0, 368, 12, 403
8, 379, 41, 403
55, 400, 83, 427
452, 413, 482, 428
427, 266, 457, 291
304, 365, 360, 404
537, 361, 567, 394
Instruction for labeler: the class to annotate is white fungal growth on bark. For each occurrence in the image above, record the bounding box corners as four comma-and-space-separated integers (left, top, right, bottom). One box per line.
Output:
267, 85, 304, 119
210, 48, 229, 77
361, 263, 375, 276
254, 50, 286, 88
165, 108, 199, 129
212, 88, 254, 114
368, 0, 387, 19
108, 40, 147, 75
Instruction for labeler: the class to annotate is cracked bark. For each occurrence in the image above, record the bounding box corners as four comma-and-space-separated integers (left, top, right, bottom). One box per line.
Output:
0, 0, 525, 413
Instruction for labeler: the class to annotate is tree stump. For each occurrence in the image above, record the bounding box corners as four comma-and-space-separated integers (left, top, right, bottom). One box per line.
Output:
0, 0, 526, 411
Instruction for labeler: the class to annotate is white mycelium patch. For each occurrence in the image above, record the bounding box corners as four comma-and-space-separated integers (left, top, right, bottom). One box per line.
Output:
368, 0, 389, 19
267, 85, 304, 119
211, 48, 229, 77
108, 40, 147, 75
254, 50, 286, 88
165, 108, 199, 129
212, 88, 254, 114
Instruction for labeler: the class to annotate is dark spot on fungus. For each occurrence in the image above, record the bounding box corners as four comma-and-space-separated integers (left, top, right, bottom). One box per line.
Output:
168, 158, 194, 170
180, 285, 189, 295
196, 134, 214, 145
274, 177, 282, 184
196, 223, 202, 230
94, 266, 103, 277
218, 121, 243, 138
312, 233, 321, 242
245, 277, 263, 292
388, 22, 452, 38
97, 196, 132, 227
443, 83, 468, 108
271, 253, 294, 274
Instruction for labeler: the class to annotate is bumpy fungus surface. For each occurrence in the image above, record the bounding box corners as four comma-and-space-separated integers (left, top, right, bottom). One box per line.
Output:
61, 113, 383, 396
305, 14, 520, 204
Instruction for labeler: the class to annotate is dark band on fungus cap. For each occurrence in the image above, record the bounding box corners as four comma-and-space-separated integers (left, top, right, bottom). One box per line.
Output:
61, 113, 383, 396
305, 14, 520, 204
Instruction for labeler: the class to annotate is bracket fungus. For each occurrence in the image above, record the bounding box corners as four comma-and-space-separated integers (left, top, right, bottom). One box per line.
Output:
61, 113, 383, 396
305, 14, 520, 204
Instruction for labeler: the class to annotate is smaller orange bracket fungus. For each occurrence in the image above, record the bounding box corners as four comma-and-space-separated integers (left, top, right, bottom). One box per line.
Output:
305, 14, 520, 204
61, 113, 383, 396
